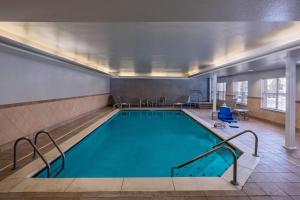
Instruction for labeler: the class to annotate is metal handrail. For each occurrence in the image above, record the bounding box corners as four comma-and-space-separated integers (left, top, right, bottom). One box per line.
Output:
212, 130, 259, 157
12, 137, 51, 177
171, 146, 238, 185
33, 131, 65, 170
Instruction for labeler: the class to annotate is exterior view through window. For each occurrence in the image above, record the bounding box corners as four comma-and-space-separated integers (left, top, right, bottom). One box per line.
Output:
233, 81, 248, 105
261, 78, 286, 111
217, 82, 226, 100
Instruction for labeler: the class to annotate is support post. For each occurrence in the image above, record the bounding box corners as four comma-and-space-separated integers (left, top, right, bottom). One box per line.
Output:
212, 72, 217, 112
285, 52, 297, 150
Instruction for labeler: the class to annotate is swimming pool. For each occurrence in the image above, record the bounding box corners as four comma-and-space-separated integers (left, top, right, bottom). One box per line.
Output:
34, 110, 241, 178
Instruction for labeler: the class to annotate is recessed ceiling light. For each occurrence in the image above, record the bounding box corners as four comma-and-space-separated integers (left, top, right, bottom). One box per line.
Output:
248, 69, 254, 72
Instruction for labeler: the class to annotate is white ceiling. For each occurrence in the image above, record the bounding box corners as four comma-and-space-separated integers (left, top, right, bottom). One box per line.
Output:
215, 53, 287, 77
1, 22, 300, 78
0, 0, 300, 22
1, 1, 300, 78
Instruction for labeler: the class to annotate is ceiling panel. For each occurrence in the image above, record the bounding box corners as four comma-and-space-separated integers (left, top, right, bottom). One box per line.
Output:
216, 53, 286, 77
0, 0, 300, 22
1, 22, 300, 77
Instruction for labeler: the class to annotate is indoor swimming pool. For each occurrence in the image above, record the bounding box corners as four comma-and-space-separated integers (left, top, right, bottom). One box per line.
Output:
34, 110, 241, 178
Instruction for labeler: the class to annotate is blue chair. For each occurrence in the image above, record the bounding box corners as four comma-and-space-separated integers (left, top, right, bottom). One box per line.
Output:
218, 107, 238, 123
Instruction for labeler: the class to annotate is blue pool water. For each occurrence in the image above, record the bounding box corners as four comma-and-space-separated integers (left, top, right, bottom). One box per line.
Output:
34, 110, 241, 178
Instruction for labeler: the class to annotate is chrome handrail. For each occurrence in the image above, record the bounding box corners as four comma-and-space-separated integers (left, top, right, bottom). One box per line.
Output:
212, 130, 259, 157
12, 137, 51, 177
171, 146, 238, 185
33, 131, 65, 170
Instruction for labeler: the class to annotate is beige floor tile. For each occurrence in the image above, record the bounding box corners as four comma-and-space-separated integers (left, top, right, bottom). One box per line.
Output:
229, 140, 252, 154
173, 177, 237, 191
222, 165, 253, 186
0, 178, 25, 192
44, 148, 61, 160
8, 159, 45, 178
122, 178, 174, 191
238, 153, 260, 170
65, 178, 123, 192
10, 178, 74, 192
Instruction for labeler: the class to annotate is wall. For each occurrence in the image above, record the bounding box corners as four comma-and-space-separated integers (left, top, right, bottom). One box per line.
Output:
110, 78, 210, 104
218, 67, 300, 129
220, 69, 286, 98
0, 45, 110, 149
0, 46, 110, 105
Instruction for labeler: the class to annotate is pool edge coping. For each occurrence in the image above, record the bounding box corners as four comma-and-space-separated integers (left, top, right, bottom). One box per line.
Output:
0, 108, 260, 193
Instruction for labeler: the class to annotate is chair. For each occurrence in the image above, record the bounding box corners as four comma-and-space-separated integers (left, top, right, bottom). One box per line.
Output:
173, 96, 189, 108
189, 91, 204, 108
218, 107, 238, 123
113, 96, 130, 108
147, 98, 156, 107
158, 97, 166, 107
129, 97, 140, 107
140, 98, 146, 107
225, 99, 237, 110
140, 98, 153, 107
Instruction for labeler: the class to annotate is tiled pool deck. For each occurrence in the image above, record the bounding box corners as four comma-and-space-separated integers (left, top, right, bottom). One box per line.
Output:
0, 108, 300, 199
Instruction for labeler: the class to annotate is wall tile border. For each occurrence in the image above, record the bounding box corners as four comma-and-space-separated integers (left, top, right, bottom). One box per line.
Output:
0, 93, 110, 109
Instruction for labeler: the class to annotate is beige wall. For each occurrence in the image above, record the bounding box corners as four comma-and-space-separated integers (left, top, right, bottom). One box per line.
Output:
0, 94, 109, 150
246, 97, 286, 125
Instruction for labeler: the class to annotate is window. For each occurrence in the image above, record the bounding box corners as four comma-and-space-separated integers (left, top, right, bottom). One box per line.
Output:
261, 78, 286, 111
217, 82, 226, 100
233, 81, 248, 104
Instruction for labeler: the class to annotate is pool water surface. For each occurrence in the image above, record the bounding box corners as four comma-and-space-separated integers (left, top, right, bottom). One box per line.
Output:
35, 110, 241, 178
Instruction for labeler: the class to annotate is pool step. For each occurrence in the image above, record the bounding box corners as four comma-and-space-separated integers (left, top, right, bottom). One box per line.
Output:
173, 153, 229, 177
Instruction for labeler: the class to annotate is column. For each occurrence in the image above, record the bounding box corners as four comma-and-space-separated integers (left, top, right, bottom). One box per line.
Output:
212, 72, 217, 112
285, 52, 297, 149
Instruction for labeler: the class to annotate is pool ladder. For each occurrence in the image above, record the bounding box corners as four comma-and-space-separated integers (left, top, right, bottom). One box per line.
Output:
212, 130, 259, 157
171, 130, 259, 186
12, 131, 65, 178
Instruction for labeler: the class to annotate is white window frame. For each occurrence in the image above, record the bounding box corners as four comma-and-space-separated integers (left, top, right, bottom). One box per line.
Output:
233, 81, 248, 105
217, 82, 226, 101
261, 77, 286, 112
